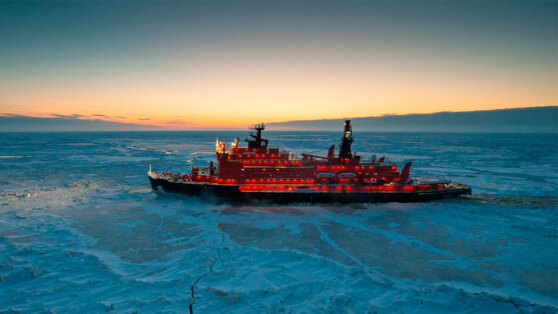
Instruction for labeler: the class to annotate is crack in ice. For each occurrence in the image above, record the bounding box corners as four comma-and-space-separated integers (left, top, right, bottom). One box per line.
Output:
317, 224, 389, 284
189, 265, 213, 314
189, 220, 228, 313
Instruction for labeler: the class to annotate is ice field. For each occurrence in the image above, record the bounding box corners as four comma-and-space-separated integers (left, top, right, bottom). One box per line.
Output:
0, 131, 556, 312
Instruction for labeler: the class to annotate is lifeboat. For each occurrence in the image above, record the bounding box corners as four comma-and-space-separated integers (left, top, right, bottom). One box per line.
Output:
148, 121, 471, 203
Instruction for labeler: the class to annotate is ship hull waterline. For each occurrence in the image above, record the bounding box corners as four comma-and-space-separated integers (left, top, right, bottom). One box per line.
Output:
149, 177, 472, 204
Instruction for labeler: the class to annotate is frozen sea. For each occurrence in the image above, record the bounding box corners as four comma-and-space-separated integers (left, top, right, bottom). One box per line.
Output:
0, 131, 557, 313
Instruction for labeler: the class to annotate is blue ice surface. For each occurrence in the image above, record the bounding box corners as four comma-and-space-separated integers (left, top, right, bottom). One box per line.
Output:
0, 131, 556, 312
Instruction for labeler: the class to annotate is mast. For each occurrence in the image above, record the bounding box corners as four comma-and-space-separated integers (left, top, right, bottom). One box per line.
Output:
246, 123, 268, 148
339, 120, 354, 158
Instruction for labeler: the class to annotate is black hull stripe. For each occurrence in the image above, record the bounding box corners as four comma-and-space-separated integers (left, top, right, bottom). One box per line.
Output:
149, 177, 471, 204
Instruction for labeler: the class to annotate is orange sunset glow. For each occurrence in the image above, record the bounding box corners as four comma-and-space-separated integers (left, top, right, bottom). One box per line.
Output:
0, 1, 556, 129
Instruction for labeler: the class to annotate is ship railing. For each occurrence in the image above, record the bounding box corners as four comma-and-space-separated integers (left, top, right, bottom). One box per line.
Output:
412, 176, 452, 184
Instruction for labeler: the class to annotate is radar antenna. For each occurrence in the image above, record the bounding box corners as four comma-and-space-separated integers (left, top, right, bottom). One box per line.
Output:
246, 123, 268, 148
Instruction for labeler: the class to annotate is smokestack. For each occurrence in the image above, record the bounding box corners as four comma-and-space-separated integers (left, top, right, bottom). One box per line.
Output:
339, 120, 354, 159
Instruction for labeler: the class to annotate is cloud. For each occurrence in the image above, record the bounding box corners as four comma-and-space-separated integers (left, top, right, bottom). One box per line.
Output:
0, 115, 164, 131
139, 118, 151, 120
268, 106, 558, 133
92, 114, 107, 117
49, 113, 85, 119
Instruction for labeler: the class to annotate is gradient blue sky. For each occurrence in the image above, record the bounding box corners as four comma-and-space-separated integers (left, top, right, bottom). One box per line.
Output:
0, 1, 556, 128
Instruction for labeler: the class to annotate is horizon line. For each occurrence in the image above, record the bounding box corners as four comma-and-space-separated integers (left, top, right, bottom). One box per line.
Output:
1, 105, 555, 130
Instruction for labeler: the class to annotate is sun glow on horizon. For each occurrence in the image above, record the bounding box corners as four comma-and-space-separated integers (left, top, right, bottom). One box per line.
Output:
0, 1, 556, 129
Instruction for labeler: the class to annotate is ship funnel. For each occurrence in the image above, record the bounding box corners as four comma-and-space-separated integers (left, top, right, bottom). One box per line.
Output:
327, 144, 335, 161
339, 120, 354, 158
399, 162, 412, 184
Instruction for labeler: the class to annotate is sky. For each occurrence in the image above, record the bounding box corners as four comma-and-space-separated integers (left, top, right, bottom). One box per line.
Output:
0, 1, 556, 129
